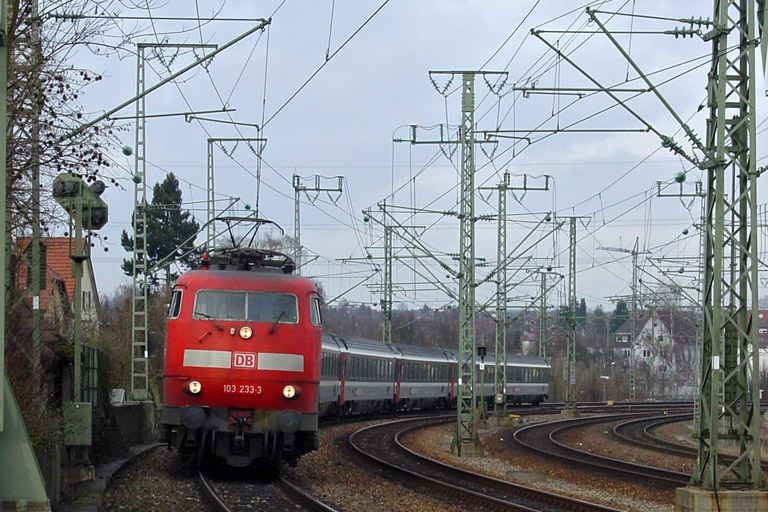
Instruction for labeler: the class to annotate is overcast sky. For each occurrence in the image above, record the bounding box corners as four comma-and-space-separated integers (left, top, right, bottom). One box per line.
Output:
67, 0, 768, 313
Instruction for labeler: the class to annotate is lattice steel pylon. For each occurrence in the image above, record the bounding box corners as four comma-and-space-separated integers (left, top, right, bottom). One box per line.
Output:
131, 43, 216, 400
691, 0, 764, 490
598, 239, 649, 401
494, 175, 508, 422
539, 270, 547, 358
382, 225, 393, 343
565, 217, 577, 409
130, 44, 149, 401
429, 70, 506, 457
477, 173, 549, 422
454, 71, 480, 456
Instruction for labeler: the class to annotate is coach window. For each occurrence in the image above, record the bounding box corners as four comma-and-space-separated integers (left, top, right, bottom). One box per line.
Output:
310, 296, 322, 326
168, 289, 183, 319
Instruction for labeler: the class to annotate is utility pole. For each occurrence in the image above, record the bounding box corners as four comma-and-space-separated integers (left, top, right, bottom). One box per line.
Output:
656, 172, 706, 429
429, 70, 507, 457
130, 43, 212, 401
382, 224, 393, 343
688, 0, 765, 494
0, 0, 49, 506
566, 218, 577, 411
292, 174, 343, 274
535, 267, 555, 358
598, 239, 650, 401
494, 176, 507, 421
454, 70, 480, 455
560, 215, 589, 414
479, 173, 549, 422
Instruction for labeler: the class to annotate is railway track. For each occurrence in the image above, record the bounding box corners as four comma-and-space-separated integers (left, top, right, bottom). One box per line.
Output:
348, 415, 624, 512
513, 413, 691, 490
613, 413, 695, 458
613, 413, 768, 472
198, 469, 337, 512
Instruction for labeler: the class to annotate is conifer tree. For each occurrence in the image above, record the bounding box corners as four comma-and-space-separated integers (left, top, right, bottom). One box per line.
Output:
121, 173, 199, 289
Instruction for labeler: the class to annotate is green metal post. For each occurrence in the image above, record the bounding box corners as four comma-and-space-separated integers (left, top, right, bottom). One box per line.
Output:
383, 224, 393, 343
539, 270, 547, 358
293, 174, 303, 273
691, 0, 763, 490
72, 205, 84, 401
597, 240, 649, 400
130, 44, 149, 401
420, 70, 507, 455
207, 138, 215, 250
494, 176, 507, 421
425, 70, 507, 455
476, 173, 548, 421
131, 43, 221, 401
455, 72, 478, 455
0, 2, 50, 503
565, 217, 577, 409
629, 247, 637, 400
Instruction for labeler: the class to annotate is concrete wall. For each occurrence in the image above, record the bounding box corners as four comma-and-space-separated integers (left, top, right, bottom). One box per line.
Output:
112, 402, 157, 446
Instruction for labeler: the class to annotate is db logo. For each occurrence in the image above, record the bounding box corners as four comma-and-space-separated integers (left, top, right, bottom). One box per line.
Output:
233, 352, 256, 369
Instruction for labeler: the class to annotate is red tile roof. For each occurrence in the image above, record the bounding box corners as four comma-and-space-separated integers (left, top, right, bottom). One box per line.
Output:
15, 237, 87, 310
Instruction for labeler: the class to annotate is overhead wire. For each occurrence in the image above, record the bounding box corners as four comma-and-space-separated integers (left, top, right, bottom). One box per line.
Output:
262, 0, 391, 129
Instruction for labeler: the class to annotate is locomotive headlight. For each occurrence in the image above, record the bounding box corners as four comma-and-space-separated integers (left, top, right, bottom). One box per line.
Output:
187, 380, 202, 394
282, 385, 297, 399
239, 326, 253, 340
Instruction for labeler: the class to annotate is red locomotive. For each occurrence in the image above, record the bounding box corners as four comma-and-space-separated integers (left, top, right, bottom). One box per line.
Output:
160, 246, 322, 469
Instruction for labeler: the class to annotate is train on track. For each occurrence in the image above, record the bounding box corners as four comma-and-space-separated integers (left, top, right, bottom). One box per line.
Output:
160, 245, 549, 469
319, 334, 549, 416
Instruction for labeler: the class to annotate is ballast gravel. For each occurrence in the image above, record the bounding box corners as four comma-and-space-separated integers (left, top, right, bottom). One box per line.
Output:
101, 414, 698, 511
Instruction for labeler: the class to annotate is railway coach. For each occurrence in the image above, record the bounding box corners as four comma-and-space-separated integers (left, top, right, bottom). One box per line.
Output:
318, 334, 548, 416
475, 353, 550, 405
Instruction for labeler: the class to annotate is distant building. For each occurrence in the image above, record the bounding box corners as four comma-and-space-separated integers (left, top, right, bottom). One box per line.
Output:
610, 309, 697, 399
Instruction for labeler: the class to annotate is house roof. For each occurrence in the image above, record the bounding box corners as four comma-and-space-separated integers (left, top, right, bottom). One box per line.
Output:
14, 237, 89, 310
612, 308, 698, 346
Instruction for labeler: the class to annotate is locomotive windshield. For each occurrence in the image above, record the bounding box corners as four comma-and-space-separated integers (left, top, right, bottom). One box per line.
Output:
193, 290, 298, 324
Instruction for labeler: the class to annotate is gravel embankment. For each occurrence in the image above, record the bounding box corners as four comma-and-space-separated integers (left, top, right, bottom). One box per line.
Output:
286, 420, 466, 512
401, 416, 674, 512
101, 415, 697, 511
101, 448, 210, 511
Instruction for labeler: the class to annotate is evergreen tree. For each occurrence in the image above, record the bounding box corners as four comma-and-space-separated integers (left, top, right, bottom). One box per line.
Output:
591, 304, 607, 331
121, 173, 200, 289
576, 298, 587, 328
610, 299, 629, 333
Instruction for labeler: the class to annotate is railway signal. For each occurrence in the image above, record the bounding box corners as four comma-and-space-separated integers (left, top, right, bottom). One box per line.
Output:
51, 172, 109, 452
